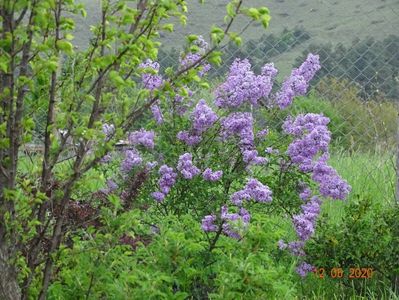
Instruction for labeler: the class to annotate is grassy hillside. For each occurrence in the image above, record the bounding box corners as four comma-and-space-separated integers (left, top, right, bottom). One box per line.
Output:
73, 0, 398, 72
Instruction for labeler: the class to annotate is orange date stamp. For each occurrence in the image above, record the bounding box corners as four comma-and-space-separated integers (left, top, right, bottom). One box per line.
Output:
312, 267, 374, 279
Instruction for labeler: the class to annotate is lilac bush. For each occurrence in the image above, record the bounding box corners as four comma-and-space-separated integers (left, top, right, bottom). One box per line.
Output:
101, 53, 350, 279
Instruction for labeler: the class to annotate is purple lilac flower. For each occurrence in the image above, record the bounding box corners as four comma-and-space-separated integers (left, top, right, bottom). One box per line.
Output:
242, 149, 268, 166
146, 161, 158, 170
220, 206, 251, 239
121, 149, 142, 173
202, 168, 223, 181
265, 147, 279, 155
278, 239, 287, 250
102, 123, 115, 139
173, 90, 194, 116
191, 99, 218, 134
177, 153, 200, 179
245, 178, 273, 203
292, 196, 321, 241
180, 53, 211, 77
296, 262, 315, 278
158, 164, 177, 194
239, 208, 251, 223
139, 59, 163, 91
283, 113, 331, 172
230, 178, 272, 205
151, 103, 164, 124
287, 241, 305, 256
221, 205, 240, 221
201, 215, 217, 232
275, 54, 320, 109
230, 190, 252, 206
256, 129, 269, 138
177, 100, 217, 146
261, 63, 278, 78
221, 112, 254, 149
222, 223, 242, 239
215, 58, 274, 108
299, 186, 312, 201
128, 129, 155, 149
100, 179, 118, 194
312, 155, 351, 200
176, 131, 202, 146
180, 36, 211, 77
151, 191, 165, 202
296, 53, 321, 81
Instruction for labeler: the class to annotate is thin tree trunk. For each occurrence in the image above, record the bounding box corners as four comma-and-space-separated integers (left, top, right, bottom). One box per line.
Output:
0, 245, 21, 300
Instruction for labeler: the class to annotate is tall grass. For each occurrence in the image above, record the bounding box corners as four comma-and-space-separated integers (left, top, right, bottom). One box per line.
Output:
322, 150, 396, 219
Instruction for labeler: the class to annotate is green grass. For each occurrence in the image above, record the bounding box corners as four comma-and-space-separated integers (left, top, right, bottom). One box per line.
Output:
322, 150, 396, 219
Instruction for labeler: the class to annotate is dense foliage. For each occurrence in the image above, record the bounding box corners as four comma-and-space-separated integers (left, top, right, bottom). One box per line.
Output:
0, 1, 397, 299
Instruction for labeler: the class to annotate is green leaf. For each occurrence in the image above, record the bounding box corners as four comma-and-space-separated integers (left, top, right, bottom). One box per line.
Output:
187, 34, 198, 43
56, 40, 73, 55
226, 2, 236, 18
210, 26, 225, 44
109, 70, 125, 87
258, 7, 270, 15
261, 14, 271, 29
162, 23, 174, 32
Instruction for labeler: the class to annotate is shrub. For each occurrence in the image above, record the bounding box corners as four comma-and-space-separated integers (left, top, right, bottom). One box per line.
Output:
305, 196, 399, 296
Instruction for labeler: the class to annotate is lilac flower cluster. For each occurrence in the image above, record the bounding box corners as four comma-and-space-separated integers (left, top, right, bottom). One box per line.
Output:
265, 147, 279, 155
256, 129, 269, 138
287, 241, 306, 257
220, 112, 254, 147
221, 112, 268, 165
151, 164, 177, 202
139, 59, 163, 91
275, 54, 320, 109
102, 123, 115, 139
151, 103, 164, 124
201, 214, 217, 232
283, 113, 331, 172
283, 113, 351, 200
176, 131, 202, 146
231, 178, 272, 206
261, 63, 278, 78
177, 99, 217, 146
177, 153, 200, 179
128, 129, 155, 149
214, 59, 275, 108
180, 36, 211, 77
173, 88, 194, 116
191, 99, 218, 133
312, 154, 351, 200
292, 196, 321, 241
202, 168, 223, 181
242, 150, 268, 166
296, 262, 315, 278
299, 185, 312, 201
201, 206, 251, 239
145, 161, 158, 170
280, 191, 321, 277
120, 149, 142, 173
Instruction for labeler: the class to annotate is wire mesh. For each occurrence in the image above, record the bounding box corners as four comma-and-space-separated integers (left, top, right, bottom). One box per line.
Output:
156, 0, 399, 204
27, 0, 398, 203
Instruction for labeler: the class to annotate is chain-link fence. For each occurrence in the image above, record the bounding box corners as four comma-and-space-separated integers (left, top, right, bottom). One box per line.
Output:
26, 0, 398, 204
157, 0, 399, 205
